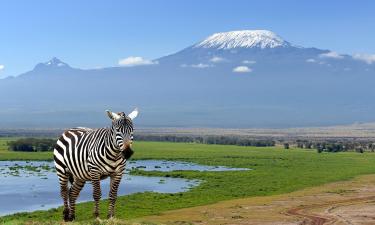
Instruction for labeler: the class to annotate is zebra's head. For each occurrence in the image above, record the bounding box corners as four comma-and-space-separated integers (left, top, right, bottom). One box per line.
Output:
106, 108, 139, 154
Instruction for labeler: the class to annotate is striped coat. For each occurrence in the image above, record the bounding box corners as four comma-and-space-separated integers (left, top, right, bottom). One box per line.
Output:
54, 109, 138, 221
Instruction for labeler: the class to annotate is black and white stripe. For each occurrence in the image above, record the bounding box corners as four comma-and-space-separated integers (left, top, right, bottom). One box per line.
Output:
54, 109, 138, 221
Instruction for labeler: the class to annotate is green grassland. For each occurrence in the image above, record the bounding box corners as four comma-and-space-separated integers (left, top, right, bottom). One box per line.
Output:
1, 139, 375, 224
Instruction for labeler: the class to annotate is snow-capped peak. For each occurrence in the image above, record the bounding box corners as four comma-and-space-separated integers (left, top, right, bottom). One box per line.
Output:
194, 30, 291, 49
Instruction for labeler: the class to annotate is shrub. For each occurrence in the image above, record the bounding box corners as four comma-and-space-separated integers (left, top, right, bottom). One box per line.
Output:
8, 138, 56, 152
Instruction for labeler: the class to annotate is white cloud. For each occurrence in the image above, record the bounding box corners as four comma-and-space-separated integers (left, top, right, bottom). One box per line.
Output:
306, 58, 316, 63
353, 53, 375, 64
319, 51, 344, 59
191, 63, 211, 68
242, 60, 256, 64
210, 56, 224, 63
233, 66, 252, 73
0, 65, 4, 70
118, 56, 158, 67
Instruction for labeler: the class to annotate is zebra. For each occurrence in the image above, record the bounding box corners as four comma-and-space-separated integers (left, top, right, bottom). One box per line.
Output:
53, 108, 139, 221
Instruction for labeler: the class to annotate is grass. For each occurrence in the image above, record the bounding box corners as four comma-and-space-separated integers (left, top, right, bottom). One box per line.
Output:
1, 139, 375, 224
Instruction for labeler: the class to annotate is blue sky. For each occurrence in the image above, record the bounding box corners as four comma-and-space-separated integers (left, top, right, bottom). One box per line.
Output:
0, 0, 374, 78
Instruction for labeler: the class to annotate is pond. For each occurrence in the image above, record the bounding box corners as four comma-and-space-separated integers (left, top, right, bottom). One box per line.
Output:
0, 160, 249, 216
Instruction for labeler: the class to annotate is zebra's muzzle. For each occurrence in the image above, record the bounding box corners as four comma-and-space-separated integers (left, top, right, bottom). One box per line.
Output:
121, 140, 134, 160
122, 140, 132, 151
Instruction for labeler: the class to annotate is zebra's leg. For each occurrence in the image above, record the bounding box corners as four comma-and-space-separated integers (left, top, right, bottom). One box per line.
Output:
108, 173, 123, 218
91, 172, 102, 218
68, 179, 85, 221
58, 176, 70, 221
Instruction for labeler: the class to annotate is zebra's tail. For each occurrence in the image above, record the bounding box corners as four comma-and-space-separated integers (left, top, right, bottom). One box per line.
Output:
64, 167, 74, 184
68, 173, 74, 184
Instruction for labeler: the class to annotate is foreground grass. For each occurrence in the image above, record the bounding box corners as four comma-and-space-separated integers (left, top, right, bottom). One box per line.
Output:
1, 140, 375, 224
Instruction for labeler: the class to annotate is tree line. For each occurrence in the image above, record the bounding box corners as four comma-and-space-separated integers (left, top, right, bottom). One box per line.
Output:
8, 135, 375, 153
8, 138, 56, 152
7, 135, 276, 152
134, 134, 275, 147
282, 139, 375, 153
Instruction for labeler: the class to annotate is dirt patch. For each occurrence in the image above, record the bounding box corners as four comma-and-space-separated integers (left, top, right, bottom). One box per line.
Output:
134, 174, 375, 225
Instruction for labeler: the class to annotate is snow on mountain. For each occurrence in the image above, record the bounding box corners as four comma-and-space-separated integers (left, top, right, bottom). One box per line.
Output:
194, 30, 292, 49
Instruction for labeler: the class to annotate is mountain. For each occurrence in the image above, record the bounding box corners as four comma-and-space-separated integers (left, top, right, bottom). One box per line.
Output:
17, 57, 77, 78
0, 30, 374, 128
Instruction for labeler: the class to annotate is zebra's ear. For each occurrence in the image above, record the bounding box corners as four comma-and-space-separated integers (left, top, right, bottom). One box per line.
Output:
106, 110, 121, 120
128, 108, 139, 120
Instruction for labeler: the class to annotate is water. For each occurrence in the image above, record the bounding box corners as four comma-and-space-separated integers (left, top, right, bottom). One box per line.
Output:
128, 160, 250, 172
0, 160, 249, 216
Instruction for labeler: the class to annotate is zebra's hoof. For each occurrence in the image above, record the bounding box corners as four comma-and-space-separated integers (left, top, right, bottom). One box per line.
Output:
67, 214, 75, 221
63, 216, 70, 222
63, 209, 70, 222
107, 214, 114, 219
